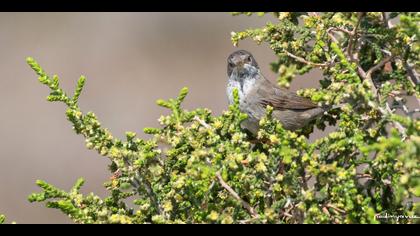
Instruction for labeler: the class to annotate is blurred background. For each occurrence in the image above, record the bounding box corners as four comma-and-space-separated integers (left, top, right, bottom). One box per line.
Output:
0, 12, 325, 223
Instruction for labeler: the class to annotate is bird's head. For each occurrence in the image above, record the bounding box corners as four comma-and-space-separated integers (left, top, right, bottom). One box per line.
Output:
227, 50, 259, 78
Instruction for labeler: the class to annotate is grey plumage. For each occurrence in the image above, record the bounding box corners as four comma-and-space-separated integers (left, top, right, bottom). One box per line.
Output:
227, 50, 325, 135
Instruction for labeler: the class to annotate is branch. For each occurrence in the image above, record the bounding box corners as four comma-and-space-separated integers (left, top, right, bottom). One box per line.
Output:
215, 171, 259, 218
384, 103, 408, 140
125, 158, 163, 215
347, 12, 364, 61
327, 26, 353, 35
193, 116, 211, 129
324, 33, 406, 137
401, 59, 420, 107
356, 56, 407, 138
366, 56, 394, 81
381, 12, 389, 28
326, 203, 346, 214
284, 50, 329, 68
307, 12, 319, 17
403, 61, 420, 87
392, 99, 420, 117
382, 12, 394, 28
369, 58, 407, 138
327, 30, 340, 44
356, 56, 394, 97
381, 13, 419, 107
356, 173, 373, 180
327, 23, 408, 138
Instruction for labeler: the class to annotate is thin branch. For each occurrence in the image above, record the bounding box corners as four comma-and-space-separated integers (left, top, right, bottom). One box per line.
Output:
392, 98, 411, 115
298, 154, 308, 191
193, 116, 211, 129
381, 12, 389, 28
238, 217, 260, 224
401, 59, 420, 107
347, 12, 364, 61
353, 53, 407, 137
403, 61, 420, 86
358, 56, 394, 96
284, 50, 329, 68
280, 199, 295, 219
327, 26, 354, 35
327, 31, 339, 44
282, 212, 293, 218
307, 12, 319, 17
385, 103, 407, 140
125, 158, 163, 215
382, 12, 394, 28
215, 171, 259, 218
356, 173, 374, 180
142, 177, 162, 214
326, 203, 346, 214
366, 56, 394, 81
364, 38, 392, 56
382, 15, 419, 107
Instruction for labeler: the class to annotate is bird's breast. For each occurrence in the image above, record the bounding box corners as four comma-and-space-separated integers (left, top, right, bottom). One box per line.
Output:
227, 77, 256, 105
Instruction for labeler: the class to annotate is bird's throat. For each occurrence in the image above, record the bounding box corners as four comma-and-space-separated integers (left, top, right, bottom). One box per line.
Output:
227, 64, 260, 106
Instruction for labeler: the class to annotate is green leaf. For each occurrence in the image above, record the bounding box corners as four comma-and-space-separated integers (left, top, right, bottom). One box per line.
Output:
71, 178, 85, 193
73, 75, 86, 103
27, 57, 46, 77
156, 99, 172, 108
177, 87, 189, 104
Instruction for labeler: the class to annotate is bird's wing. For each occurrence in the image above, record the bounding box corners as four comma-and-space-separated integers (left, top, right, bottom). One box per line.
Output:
255, 75, 318, 110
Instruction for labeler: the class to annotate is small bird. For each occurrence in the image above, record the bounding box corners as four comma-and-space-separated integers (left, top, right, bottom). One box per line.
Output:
226, 50, 326, 135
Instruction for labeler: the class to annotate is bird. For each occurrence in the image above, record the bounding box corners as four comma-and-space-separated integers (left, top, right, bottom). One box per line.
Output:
226, 50, 326, 135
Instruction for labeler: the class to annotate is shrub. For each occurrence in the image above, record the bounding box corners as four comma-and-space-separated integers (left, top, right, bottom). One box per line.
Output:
26, 12, 419, 224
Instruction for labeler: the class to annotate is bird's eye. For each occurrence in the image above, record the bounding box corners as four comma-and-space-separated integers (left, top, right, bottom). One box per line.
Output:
246, 56, 252, 63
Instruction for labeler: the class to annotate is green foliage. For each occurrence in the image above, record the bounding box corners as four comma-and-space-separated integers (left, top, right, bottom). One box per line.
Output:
0, 214, 5, 224
26, 12, 419, 224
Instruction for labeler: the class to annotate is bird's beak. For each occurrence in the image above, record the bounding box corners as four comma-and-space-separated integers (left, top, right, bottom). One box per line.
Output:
231, 55, 245, 67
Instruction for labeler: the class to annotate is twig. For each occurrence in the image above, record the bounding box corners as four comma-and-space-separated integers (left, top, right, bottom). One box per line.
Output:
353, 52, 407, 138
383, 16, 420, 107
366, 56, 394, 81
408, 108, 420, 116
402, 61, 420, 87
327, 30, 340, 44
347, 12, 364, 61
193, 116, 211, 129
307, 12, 319, 17
364, 38, 392, 56
201, 180, 216, 209
238, 217, 260, 224
125, 158, 163, 215
385, 103, 407, 140
326, 203, 346, 214
356, 173, 373, 180
363, 56, 395, 96
401, 59, 420, 109
382, 12, 394, 28
215, 171, 259, 218
284, 50, 329, 68
392, 98, 410, 115
327, 26, 354, 35
282, 212, 293, 218
381, 12, 387, 27
357, 56, 394, 96
280, 200, 297, 221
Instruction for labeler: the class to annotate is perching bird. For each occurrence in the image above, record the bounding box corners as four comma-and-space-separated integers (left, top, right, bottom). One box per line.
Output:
226, 50, 326, 135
